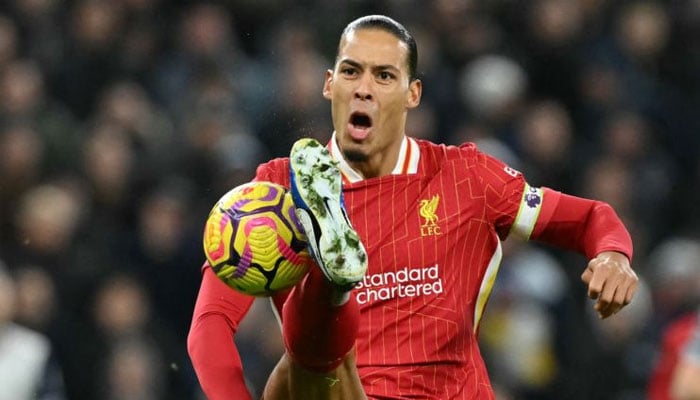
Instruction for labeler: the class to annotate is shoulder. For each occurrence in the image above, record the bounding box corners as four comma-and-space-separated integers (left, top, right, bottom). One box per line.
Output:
416, 138, 477, 156
255, 157, 291, 187
1, 322, 51, 361
416, 138, 513, 176
416, 139, 479, 168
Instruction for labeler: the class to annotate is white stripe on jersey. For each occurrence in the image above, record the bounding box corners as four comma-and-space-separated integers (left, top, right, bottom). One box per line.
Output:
510, 183, 544, 240
473, 240, 503, 332
390, 135, 420, 175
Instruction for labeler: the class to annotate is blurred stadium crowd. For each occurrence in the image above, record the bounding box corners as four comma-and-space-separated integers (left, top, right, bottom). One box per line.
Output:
0, 0, 699, 399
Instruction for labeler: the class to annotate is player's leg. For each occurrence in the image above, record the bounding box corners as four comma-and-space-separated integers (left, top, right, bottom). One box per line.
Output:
261, 138, 369, 399
262, 267, 366, 400
264, 351, 365, 400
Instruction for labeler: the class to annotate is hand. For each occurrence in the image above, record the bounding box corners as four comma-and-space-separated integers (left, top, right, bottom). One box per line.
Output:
581, 251, 638, 319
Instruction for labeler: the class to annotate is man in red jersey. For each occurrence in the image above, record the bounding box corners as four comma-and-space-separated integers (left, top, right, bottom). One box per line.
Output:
187, 15, 638, 400
670, 312, 700, 400
649, 308, 700, 400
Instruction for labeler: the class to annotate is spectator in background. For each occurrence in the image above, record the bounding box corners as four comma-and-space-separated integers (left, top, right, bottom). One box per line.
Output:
648, 237, 700, 400
127, 177, 203, 337
458, 54, 527, 134
91, 272, 196, 400
255, 18, 332, 156
6, 0, 65, 77
598, 2, 696, 170
584, 278, 654, 400
12, 265, 58, 333
8, 183, 85, 281
152, 3, 265, 125
480, 239, 570, 400
0, 59, 82, 174
179, 110, 268, 204
513, 100, 577, 192
52, 0, 127, 119
104, 337, 168, 400
94, 80, 176, 177
668, 311, 700, 400
647, 238, 700, 329
506, 0, 587, 113
0, 122, 44, 243
0, 14, 18, 70
0, 261, 65, 400
114, 0, 168, 83
595, 110, 678, 250
81, 122, 137, 228
649, 309, 700, 400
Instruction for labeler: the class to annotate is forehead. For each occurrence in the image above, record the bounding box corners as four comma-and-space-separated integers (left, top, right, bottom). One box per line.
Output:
337, 29, 409, 70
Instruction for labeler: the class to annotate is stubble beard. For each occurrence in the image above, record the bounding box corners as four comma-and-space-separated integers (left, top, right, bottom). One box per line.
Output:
342, 148, 368, 163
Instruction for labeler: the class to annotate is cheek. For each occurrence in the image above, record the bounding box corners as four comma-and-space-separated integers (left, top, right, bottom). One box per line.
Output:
382, 96, 407, 121
380, 88, 407, 107
330, 88, 348, 111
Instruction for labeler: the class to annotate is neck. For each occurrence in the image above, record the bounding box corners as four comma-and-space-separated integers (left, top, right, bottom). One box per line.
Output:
347, 147, 397, 178
341, 137, 405, 179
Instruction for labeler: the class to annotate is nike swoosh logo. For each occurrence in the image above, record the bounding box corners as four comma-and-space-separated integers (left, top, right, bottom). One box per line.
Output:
322, 197, 336, 222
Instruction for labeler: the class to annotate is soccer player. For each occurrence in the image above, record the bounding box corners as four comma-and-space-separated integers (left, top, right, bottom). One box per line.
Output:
187, 15, 638, 399
648, 308, 700, 400
670, 315, 700, 400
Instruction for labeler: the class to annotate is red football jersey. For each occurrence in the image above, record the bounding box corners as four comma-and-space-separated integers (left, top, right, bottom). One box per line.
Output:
255, 136, 550, 399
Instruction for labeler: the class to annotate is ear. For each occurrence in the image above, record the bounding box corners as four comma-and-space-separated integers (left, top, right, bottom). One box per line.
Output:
406, 79, 422, 109
322, 69, 333, 100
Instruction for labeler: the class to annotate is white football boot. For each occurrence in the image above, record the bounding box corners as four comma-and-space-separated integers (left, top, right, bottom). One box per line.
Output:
289, 138, 368, 292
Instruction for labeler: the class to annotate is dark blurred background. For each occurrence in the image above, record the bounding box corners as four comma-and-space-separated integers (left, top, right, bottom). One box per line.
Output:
0, 1, 699, 399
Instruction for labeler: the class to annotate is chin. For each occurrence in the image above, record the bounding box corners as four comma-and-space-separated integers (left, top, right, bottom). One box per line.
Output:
342, 147, 369, 163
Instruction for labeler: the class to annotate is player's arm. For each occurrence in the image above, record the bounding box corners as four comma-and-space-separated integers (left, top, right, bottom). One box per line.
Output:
471, 146, 637, 319
187, 264, 255, 400
530, 189, 637, 319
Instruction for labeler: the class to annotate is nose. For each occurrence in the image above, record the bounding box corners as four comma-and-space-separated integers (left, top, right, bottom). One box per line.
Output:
354, 72, 373, 101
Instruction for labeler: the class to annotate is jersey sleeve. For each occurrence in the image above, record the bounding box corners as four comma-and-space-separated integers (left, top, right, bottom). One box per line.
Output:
187, 265, 255, 400
461, 144, 531, 240
254, 158, 291, 187
531, 189, 633, 261
463, 144, 632, 261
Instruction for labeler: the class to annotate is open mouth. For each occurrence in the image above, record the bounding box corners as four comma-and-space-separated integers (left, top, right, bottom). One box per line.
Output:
350, 112, 372, 129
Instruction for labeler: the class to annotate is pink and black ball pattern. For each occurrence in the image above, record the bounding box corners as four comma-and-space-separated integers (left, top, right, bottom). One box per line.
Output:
203, 181, 310, 296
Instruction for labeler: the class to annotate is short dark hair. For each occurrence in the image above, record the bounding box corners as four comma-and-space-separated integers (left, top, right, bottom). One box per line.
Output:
340, 15, 418, 81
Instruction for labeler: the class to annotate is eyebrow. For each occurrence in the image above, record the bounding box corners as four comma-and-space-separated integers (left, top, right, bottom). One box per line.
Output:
338, 58, 400, 73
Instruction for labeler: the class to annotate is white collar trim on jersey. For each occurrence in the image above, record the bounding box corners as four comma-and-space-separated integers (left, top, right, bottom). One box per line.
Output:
329, 132, 420, 183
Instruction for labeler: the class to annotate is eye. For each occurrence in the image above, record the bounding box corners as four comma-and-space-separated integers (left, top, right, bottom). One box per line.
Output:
377, 71, 395, 81
340, 67, 358, 77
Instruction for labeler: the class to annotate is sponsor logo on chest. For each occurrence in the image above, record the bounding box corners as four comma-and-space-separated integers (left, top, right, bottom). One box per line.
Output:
355, 264, 444, 304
